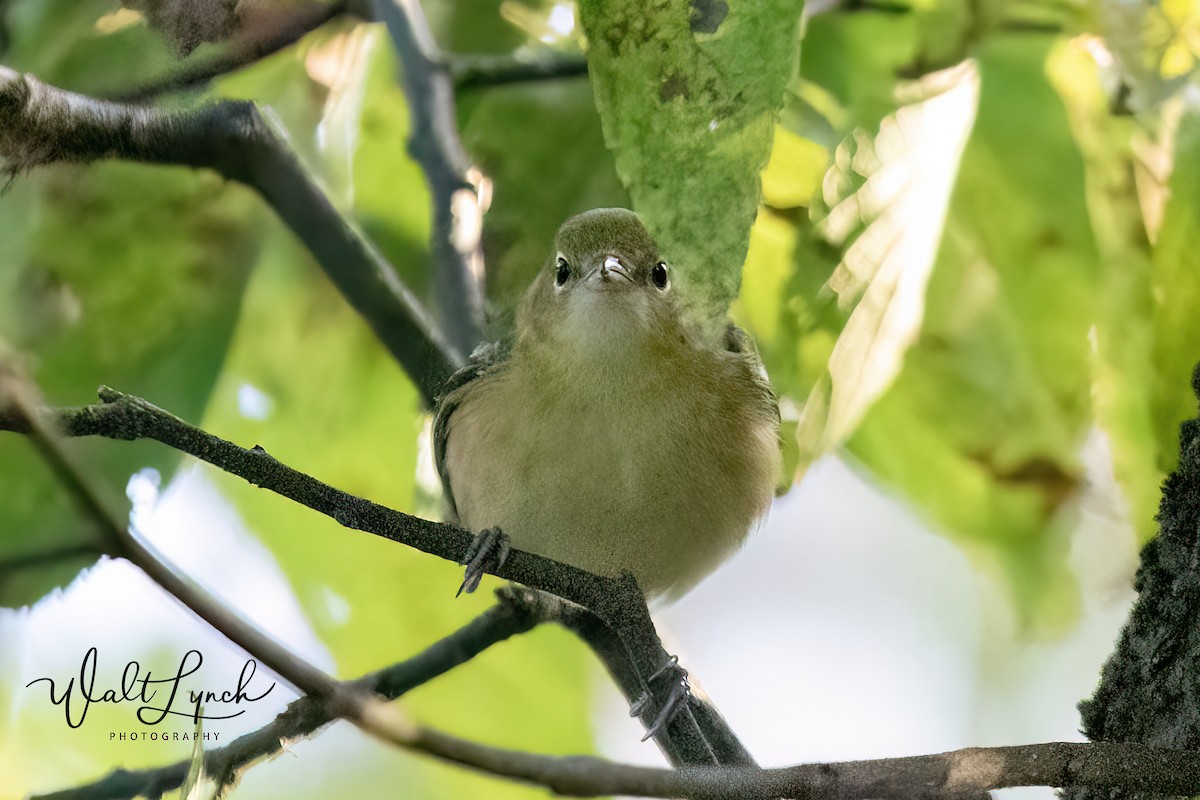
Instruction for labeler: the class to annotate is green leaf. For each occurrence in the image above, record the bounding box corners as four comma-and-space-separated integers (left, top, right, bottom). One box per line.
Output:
799, 9, 918, 136
741, 56, 979, 482
176, 714, 212, 800
848, 35, 1101, 628
578, 0, 803, 327
4, 0, 175, 93
800, 62, 979, 462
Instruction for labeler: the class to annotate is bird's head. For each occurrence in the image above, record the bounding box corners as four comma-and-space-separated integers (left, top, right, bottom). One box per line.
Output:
518, 208, 680, 358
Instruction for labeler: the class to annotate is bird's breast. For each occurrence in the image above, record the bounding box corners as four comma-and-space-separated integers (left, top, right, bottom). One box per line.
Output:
444, 345, 779, 599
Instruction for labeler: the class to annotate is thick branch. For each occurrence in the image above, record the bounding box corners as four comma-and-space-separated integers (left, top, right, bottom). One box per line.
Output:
374, 0, 485, 354
389, 740, 1200, 799
0, 386, 732, 765
0, 68, 462, 404
1067, 366, 1200, 800
34, 591, 541, 800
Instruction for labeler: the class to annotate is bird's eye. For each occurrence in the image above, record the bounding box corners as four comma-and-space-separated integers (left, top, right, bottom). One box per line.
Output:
555, 257, 571, 287
652, 262, 669, 289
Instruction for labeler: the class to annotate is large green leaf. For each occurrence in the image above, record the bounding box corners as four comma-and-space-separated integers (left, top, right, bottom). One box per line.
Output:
2, 0, 184, 95
740, 19, 978, 480
578, 0, 803, 328
848, 35, 1100, 628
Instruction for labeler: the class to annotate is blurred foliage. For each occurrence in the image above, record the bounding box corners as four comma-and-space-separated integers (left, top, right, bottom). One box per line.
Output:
738, 2, 1200, 629
0, 0, 262, 608
4, 0, 1200, 795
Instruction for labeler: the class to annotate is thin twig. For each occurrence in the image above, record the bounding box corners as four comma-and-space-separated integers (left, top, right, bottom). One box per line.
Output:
34, 590, 543, 800
0, 68, 462, 405
451, 51, 589, 91
373, 0, 485, 355
109, 1, 358, 103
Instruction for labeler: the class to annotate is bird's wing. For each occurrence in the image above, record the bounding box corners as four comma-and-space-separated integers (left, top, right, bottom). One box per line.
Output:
432, 339, 511, 522
725, 322, 782, 425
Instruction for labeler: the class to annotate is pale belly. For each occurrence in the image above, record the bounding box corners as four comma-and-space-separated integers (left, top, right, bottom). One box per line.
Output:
444, 359, 779, 600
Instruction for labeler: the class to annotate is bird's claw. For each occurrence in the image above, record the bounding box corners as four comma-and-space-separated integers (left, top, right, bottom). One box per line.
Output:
638, 655, 691, 742
457, 527, 510, 596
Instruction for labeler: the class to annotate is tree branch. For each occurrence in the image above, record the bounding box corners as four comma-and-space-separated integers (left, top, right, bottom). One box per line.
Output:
0, 68, 462, 405
531, 588, 756, 767
389, 740, 1200, 799
0, 366, 703, 800
451, 51, 589, 91
33, 590, 543, 800
109, 0, 358, 103
16, 386, 1200, 799
0, 386, 739, 765
373, 0, 485, 355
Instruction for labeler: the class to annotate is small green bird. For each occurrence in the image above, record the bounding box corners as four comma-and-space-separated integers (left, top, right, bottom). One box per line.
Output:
434, 208, 781, 602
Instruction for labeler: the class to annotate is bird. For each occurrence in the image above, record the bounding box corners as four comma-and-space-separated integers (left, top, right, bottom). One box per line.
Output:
433, 208, 781, 603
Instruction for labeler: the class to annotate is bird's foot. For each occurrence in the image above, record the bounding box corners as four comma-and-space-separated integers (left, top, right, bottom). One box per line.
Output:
457, 527, 510, 596
632, 654, 691, 741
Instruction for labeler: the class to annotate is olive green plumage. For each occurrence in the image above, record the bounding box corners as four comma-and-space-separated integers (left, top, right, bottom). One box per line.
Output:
434, 208, 781, 601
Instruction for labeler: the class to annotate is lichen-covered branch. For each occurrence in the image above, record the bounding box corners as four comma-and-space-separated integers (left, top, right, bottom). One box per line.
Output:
373, 0, 485, 355
0, 68, 462, 404
1067, 367, 1200, 800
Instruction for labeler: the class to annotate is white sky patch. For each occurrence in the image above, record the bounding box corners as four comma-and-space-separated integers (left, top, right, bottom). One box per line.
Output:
237, 383, 274, 421
126, 467, 162, 516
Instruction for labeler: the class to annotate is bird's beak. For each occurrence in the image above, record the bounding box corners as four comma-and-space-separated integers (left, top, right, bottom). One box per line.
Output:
598, 255, 632, 283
